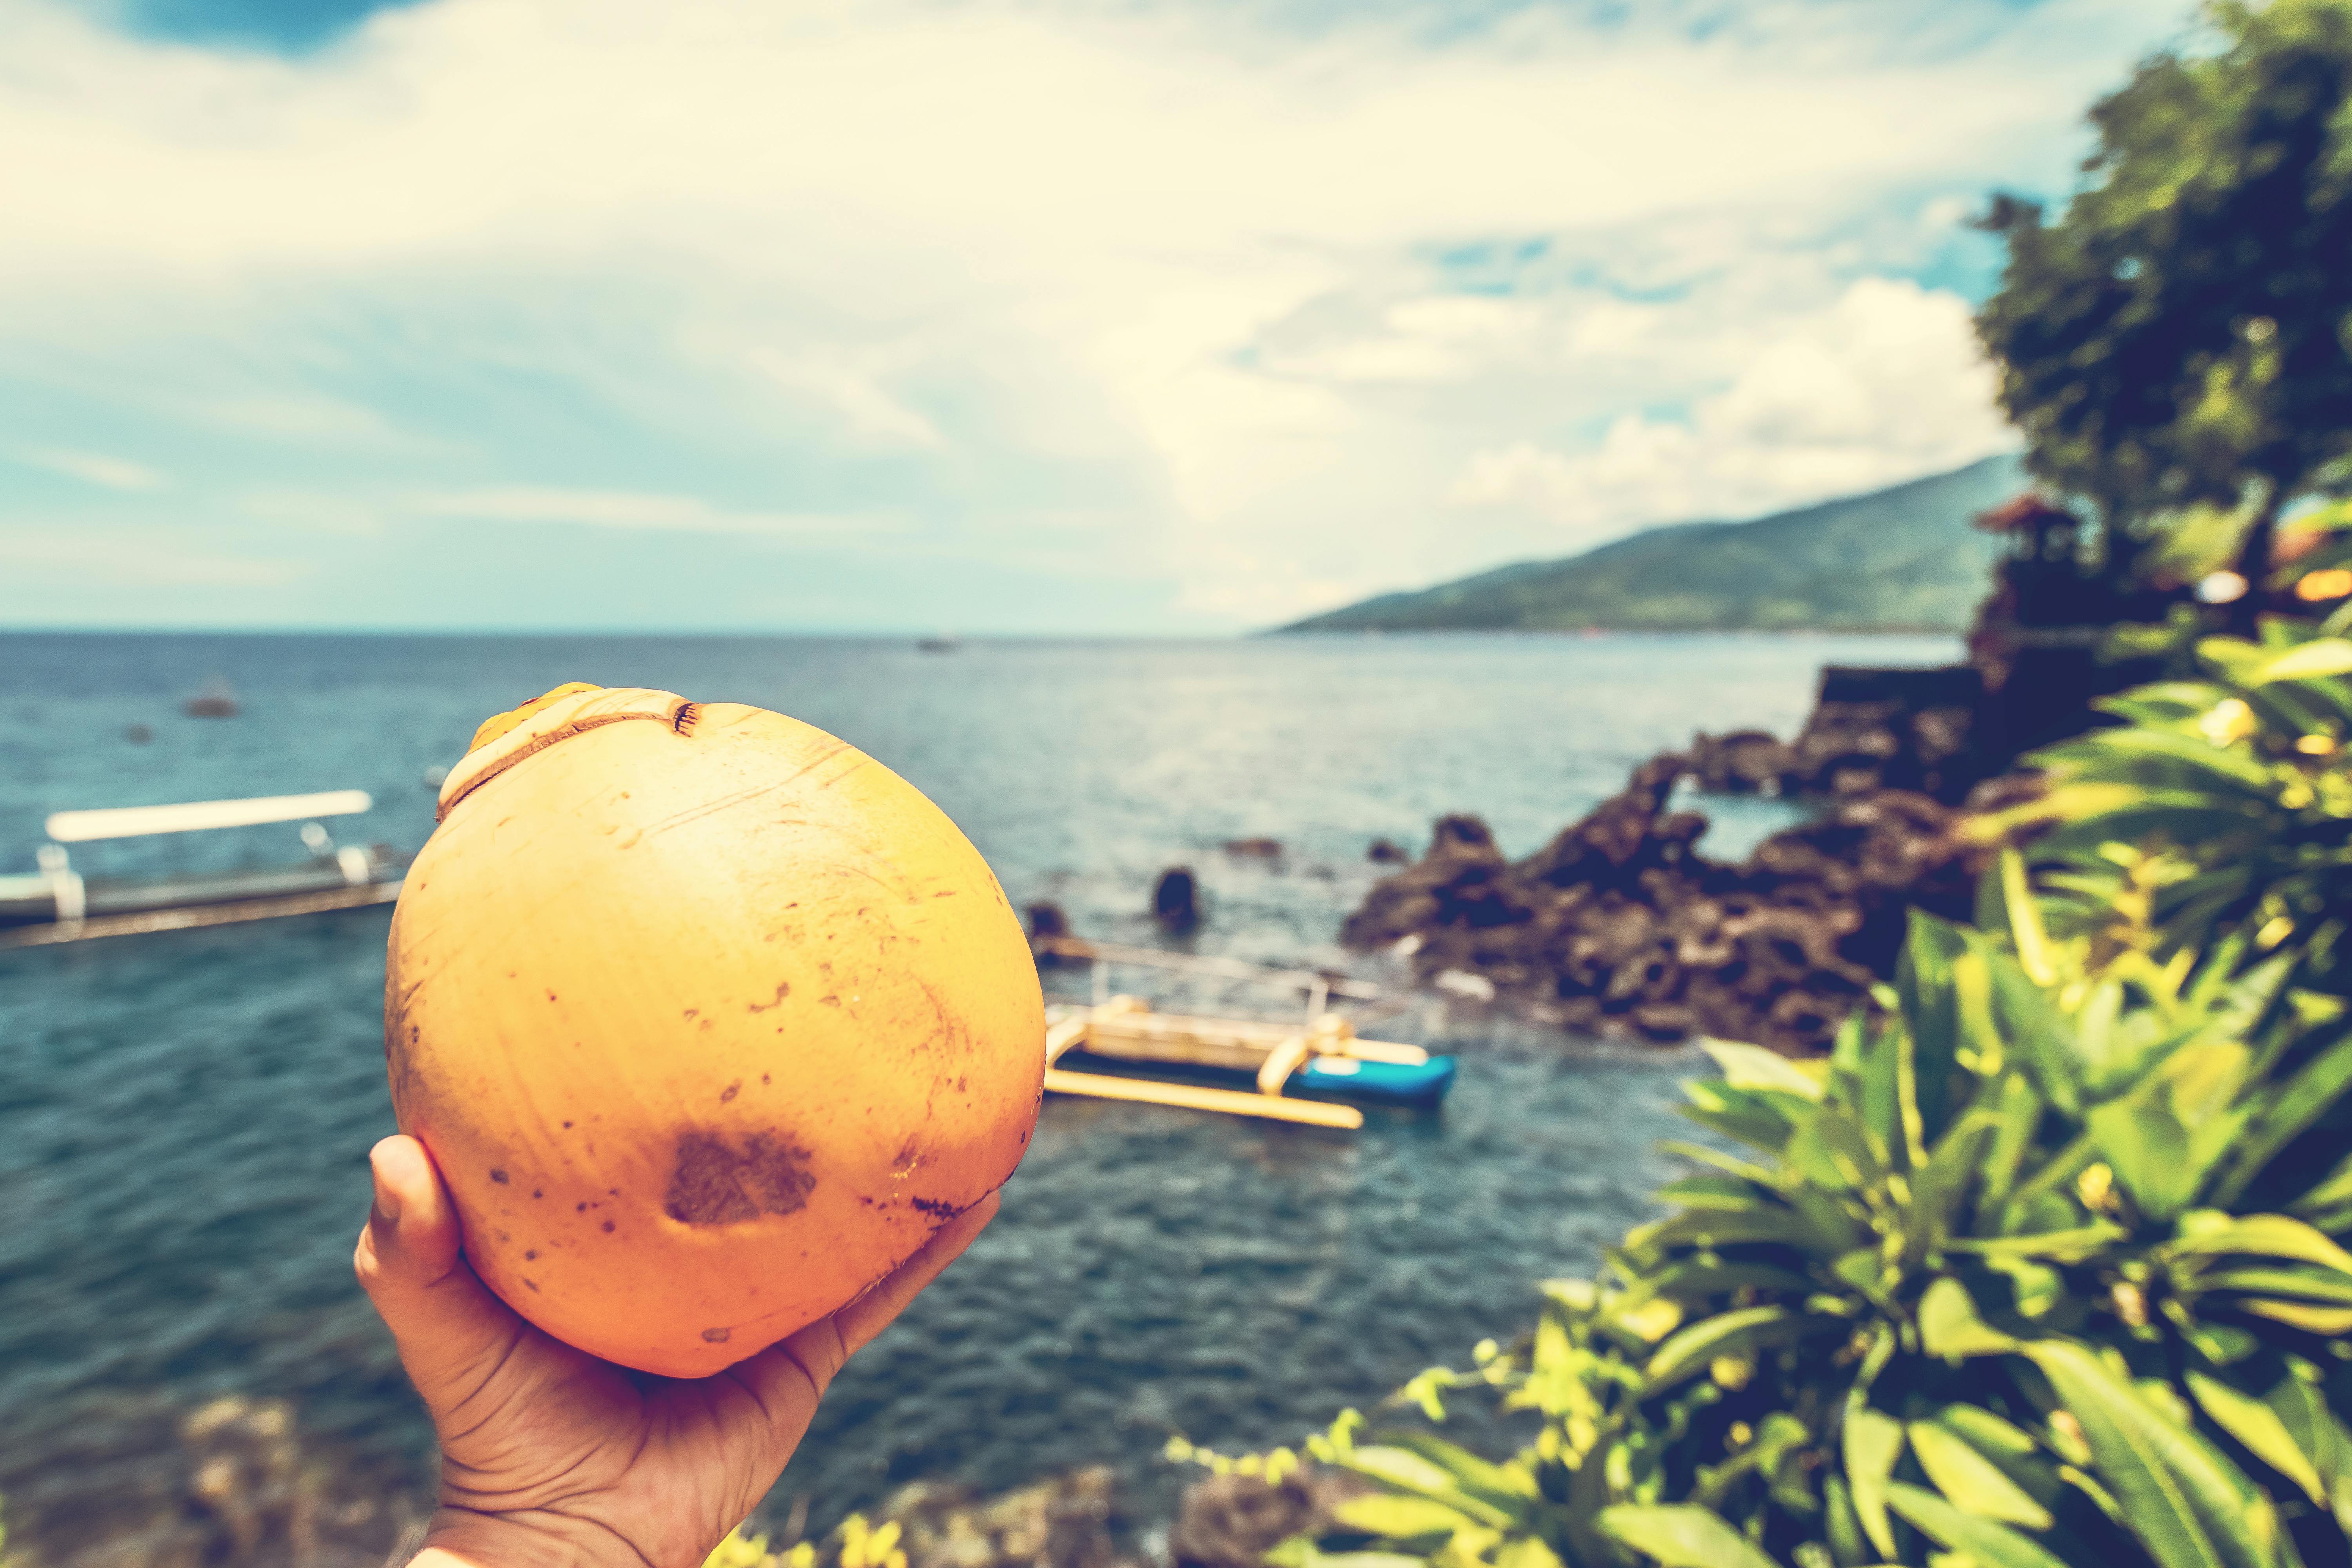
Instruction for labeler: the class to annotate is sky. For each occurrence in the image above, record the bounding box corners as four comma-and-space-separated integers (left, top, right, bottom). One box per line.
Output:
2, 0, 2191, 635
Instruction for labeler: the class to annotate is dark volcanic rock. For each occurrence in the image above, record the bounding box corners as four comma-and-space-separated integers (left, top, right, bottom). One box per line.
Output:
1687, 664, 1987, 804
1345, 755, 1984, 1054
1152, 866, 1202, 932
1026, 901, 1077, 964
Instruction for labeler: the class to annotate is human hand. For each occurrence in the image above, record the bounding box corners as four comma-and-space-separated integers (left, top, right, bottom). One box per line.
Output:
356, 1134, 996, 1568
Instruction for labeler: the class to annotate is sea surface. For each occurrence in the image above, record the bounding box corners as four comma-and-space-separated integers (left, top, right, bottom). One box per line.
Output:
0, 630, 1956, 1561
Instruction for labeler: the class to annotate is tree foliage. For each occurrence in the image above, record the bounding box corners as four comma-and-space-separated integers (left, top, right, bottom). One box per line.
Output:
1212, 622, 2352, 1568
1976, 0, 2352, 590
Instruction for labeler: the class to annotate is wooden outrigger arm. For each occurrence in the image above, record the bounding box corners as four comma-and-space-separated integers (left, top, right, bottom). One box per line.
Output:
1042, 1065, 1365, 1129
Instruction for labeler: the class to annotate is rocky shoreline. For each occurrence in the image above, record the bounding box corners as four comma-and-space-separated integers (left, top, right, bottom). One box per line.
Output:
1343, 751, 2008, 1056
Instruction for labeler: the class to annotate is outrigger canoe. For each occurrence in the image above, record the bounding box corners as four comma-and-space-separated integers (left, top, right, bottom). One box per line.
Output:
1036, 936, 1456, 1130
0, 791, 405, 949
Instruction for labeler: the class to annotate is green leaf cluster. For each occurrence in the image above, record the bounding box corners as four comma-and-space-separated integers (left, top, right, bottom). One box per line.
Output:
1983, 614, 2352, 999
1251, 907, 2352, 1567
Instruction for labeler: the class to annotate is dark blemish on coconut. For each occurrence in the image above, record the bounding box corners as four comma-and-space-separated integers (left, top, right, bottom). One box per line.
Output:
701, 1326, 730, 1343
761, 1073, 771, 1086
576, 1202, 588, 1212
524, 1250, 537, 1261
602, 1220, 616, 1232
546, 991, 558, 1003
532, 1189, 543, 1199
933, 890, 955, 897
673, 702, 700, 735
563, 1121, 573, 1129
663, 1129, 818, 1225
909, 1196, 966, 1220
683, 1008, 700, 1021
891, 1139, 921, 1178
956, 1076, 968, 1092
748, 981, 791, 1013
821, 995, 841, 1008
699, 1019, 713, 1032
490, 1169, 509, 1184
609, 1188, 620, 1196
720, 1080, 742, 1104
523, 1279, 539, 1292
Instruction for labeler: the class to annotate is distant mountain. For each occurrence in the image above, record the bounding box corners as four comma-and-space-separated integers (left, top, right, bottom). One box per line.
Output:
1280, 454, 2028, 635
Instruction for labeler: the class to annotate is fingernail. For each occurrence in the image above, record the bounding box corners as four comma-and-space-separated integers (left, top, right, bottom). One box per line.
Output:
371, 1158, 403, 1227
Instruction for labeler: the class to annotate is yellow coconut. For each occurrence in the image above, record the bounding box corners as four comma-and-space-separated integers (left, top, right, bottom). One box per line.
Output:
384, 684, 1043, 1377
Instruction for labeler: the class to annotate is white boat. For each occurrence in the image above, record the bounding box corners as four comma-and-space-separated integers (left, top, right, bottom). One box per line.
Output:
0, 791, 404, 949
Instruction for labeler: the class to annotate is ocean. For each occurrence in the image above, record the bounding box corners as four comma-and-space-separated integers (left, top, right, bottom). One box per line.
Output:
0, 629, 1957, 1562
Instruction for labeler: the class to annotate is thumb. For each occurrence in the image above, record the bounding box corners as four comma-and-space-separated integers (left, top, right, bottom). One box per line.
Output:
354, 1134, 527, 1414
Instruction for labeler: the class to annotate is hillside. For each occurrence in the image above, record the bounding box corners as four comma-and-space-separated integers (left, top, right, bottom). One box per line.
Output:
1281, 454, 2027, 634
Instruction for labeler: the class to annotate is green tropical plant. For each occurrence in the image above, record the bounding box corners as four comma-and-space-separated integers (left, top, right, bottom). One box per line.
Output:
1236, 900, 2352, 1568
1986, 616, 2352, 996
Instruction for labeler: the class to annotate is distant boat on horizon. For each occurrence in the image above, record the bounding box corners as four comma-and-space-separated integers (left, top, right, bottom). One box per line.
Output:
916, 634, 959, 653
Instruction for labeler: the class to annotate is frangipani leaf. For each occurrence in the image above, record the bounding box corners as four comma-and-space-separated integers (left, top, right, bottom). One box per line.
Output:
1595, 1505, 1778, 1568
1699, 1039, 1826, 1102
1328, 1495, 1484, 1541
1917, 1277, 2023, 1359
1642, 1307, 1809, 1392
1886, 1482, 2069, 1568
1906, 1422, 2054, 1529
2245, 638, 2352, 686
2186, 1372, 2324, 1507
1338, 1448, 1515, 1529
2022, 1342, 2279, 1568
2172, 1213, 2352, 1278
1844, 1404, 1905, 1560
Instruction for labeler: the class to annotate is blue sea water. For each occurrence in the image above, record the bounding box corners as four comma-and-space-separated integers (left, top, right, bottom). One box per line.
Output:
0, 630, 1956, 1562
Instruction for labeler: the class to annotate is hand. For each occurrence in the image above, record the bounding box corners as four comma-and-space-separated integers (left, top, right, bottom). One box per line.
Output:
356, 1134, 997, 1568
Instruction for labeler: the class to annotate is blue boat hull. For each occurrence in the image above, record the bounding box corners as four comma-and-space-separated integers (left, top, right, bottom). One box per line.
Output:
1296, 1054, 1457, 1108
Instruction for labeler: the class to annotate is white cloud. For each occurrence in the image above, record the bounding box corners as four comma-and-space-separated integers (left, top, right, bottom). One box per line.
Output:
413, 485, 887, 537
0, 527, 308, 585
0, 0, 2171, 628
13, 446, 167, 491
1447, 277, 2018, 544
236, 486, 385, 535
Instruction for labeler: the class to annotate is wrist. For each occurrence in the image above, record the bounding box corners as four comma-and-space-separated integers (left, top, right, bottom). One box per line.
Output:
416, 1508, 644, 1568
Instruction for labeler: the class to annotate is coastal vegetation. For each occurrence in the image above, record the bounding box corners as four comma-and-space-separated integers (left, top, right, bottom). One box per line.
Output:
1207, 624, 2352, 1568
1211, 6, 2352, 1566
